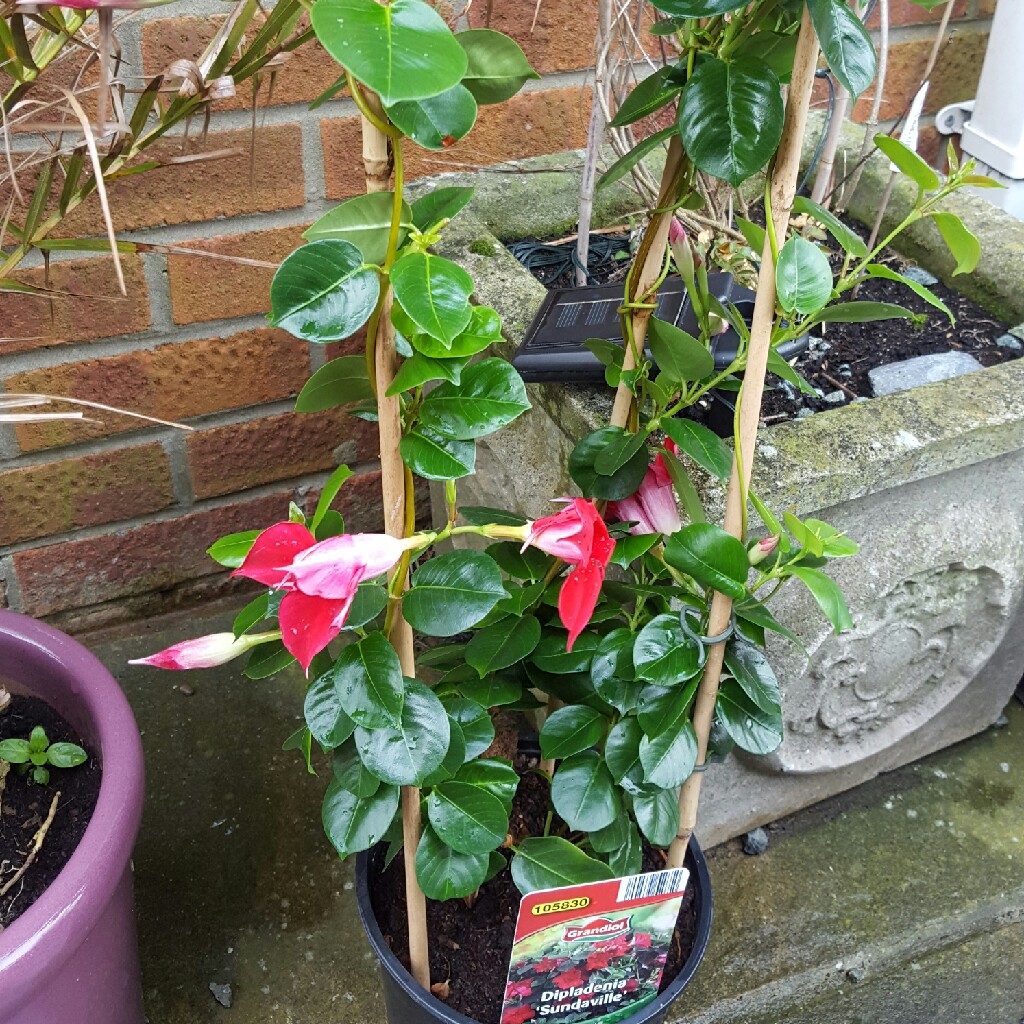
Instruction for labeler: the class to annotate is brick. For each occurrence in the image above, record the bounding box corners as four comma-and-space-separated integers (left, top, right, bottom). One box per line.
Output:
0, 444, 174, 547
1, 256, 150, 353
142, 14, 344, 112
852, 28, 990, 122
868, 0, 969, 27
467, 0, 598, 74
976, 0, 997, 16
12, 490, 296, 616
6, 328, 310, 452
56, 123, 305, 235
187, 409, 377, 499
167, 224, 306, 325
322, 86, 593, 199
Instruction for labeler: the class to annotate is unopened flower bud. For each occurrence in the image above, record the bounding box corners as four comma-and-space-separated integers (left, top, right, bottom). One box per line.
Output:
669, 217, 695, 282
748, 535, 780, 566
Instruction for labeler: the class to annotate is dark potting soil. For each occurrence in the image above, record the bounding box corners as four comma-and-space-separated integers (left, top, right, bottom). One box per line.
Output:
370, 749, 698, 1024
0, 695, 100, 928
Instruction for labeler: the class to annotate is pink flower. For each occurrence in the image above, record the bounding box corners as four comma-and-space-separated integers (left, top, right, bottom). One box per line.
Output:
129, 631, 277, 670
523, 499, 614, 653
748, 535, 780, 566
608, 442, 681, 537
505, 979, 533, 1000
231, 521, 414, 674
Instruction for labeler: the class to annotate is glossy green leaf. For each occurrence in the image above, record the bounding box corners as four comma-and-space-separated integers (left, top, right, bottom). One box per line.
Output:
404, 551, 506, 636
420, 719, 467, 787
610, 67, 682, 127
633, 614, 702, 688
735, 216, 767, 253
207, 530, 259, 568
441, 696, 496, 760
244, 641, 296, 680
735, 598, 804, 651
633, 786, 680, 847
329, 632, 404, 728
46, 742, 87, 768
608, 823, 644, 876
454, 758, 519, 811
400, 425, 476, 481
662, 418, 732, 480
597, 125, 676, 191
387, 352, 467, 396
735, 29, 799, 82
466, 614, 541, 677
551, 751, 619, 832
792, 196, 868, 257
322, 777, 399, 857
605, 716, 644, 787
716, 677, 782, 755
0, 739, 30, 763
540, 705, 606, 761
776, 236, 833, 315
791, 566, 854, 634
418, 358, 530, 440
647, 317, 715, 383
931, 212, 981, 276
428, 780, 508, 853
311, 0, 468, 105
391, 251, 473, 345
332, 740, 382, 798
767, 348, 818, 395
808, 301, 919, 325
724, 641, 782, 717
295, 355, 373, 412
640, 716, 698, 788
415, 823, 490, 899
456, 28, 539, 104
807, 0, 877, 97
486, 542, 549, 581
593, 428, 647, 477
409, 304, 504, 359
637, 678, 698, 737
532, 632, 599, 674
345, 584, 389, 630
664, 523, 750, 598
608, 534, 661, 570
589, 814, 631, 854
874, 133, 941, 192
458, 673, 524, 708
270, 240, 379, 344
386, 83, 478, 149
303, 192, 414, 266
805, 518, 860, 557
511, 836, 615, 895
653, 0, 749, 13
590, 628, 642, 714
305, 670, 356, 749
570, 426, 650, 500
677, 56, 784, 186
410, 186, 475, 231
354, 680, 450, 785
863, 264, 953, 323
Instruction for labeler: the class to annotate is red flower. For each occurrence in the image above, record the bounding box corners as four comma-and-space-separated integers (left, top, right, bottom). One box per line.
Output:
625, 978, 639, 993
501, 1006, 536, 1024
523, 498, 615, 651
634, 933, 652, 949
505, 979, 533, 1000
553, 966, 588, 990
531, 956, 563, 974
585, 950, 614, 971
608, 441, 682, 537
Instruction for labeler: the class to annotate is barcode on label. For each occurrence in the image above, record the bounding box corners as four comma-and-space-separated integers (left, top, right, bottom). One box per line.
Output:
616, 868, 689, 903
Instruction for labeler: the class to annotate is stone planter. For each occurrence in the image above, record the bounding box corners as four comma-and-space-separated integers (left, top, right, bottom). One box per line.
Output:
422, 146, 1024, 846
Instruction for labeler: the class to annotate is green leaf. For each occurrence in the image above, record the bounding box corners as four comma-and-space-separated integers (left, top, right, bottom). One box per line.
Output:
593, 428, 647, 477
590, 814, 631, 854
0, 739, 31, 764
874, 133, 941, 192
304, 670, 356, 750
532, 632, 599, 674
647, 318, 715, 383
590, 628, 643, 713
282, 726, 315, 774
664, 523, 750, 598
332, 740, 382, 797
312, 0, 468, 105
677, 56, 784, 187
354, 680, 450, 785
454, 758, 519, 810
662, 418, 732, 480
609, 534, 661, 570
459, 506, 527, 527
724, 641, 782, 716
610, 67, 682, 127
459, 674, 524, 708
807, 0, 877, 97
767, 349, 818, 395
207, 530, 259, 569
640, 717, 698, 788
411, 186, 475, 231
322, 777, 399, 858
597, 125, 676, 191
551, 751, 619, 832
716, 677, 782, 755
863, 264, 953, 323
244, 641, 296, 680
387, 352, 468, 397
409, 304, 504, 359
329, 632, 405, 728
792, 196, 868, 257
633, 614, 702, 689
345, 584, 389, 630
420, 719, 467, 787
776, 236, 833, 315
428, 780, 508, 853
311, 464, 353, 534
441, 697, 496, 759
808, 301, 920, 325
418, 358, 530, 440
511, 836, 615, 895
805, 518, 860, 557
638, 678, 698, 737
391, 251, 473, 345
608, 823, 644, 876
415, 824, 490, 899
735, 597, 805, 651
791, 566, 854, 634
234, 594, 270, 637
487, 542, 549, 581
749, 490, 784, 536
570, 427, 650, 500
605, 717, 644, 787
466, 615, 541, 676
303, 192, 414, 266
633, 786, 680, 847
931, 212, 981, 276
270, 240, 379, 344
404, 551, 506, 636
734, 29, 799, 82
653, 0, 750, 13
456, 28, 539, 104
386, 83, 478, 149
540, 706, 606, 761
400, 426, 476, 481
784, 511, 824, 557
295, 355, 373, 412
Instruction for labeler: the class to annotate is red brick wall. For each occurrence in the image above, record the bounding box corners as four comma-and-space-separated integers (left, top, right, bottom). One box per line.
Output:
0, 0, 994, 631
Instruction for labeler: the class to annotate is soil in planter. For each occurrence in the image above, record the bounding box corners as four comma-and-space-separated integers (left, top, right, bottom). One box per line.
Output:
371, 749, 698, 1024
0, 695, 101, 928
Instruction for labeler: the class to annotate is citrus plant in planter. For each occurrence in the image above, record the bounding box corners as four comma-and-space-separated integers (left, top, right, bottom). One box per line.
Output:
136, 1, 993, 1022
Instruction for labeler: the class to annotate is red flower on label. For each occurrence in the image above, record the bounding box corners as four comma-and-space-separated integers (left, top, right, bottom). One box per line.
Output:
553, 966, 588, 990
505, 979, 533, 1000
585, 951, 614, 971
531, 956, 563, 974
595, 935, 631, 956
502, 1006, 536, 1024
634, 932, 652, 949
625, 978, 640, 993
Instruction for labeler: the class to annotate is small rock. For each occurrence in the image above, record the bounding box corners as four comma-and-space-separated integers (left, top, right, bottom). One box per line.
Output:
869, 351, 984, 397
846, 966, 866, 983
995, 333, 1023, 352
778, 381, 799, 401
210, 983, 233, 1008
838, 363, 852, 379
177, 683, 195, 697
795, 407, 815, 419
823, 390, 845, 406
742, 827, 769, 856
995, 713, 1010, 728
902, 265, 939, 287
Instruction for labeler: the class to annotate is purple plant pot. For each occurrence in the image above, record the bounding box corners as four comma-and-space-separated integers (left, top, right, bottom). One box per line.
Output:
0, 610, 145, 1024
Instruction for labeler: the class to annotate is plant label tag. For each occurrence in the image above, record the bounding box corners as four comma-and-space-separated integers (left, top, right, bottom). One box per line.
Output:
500, 867, 690, 1024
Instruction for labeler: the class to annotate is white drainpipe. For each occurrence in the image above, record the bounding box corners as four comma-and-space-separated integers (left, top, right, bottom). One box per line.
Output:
937, 0, 1024, 218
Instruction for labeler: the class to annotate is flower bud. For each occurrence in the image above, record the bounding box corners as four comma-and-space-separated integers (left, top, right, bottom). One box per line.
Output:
669, 217, 695, 281
129, 631, 278, 671
748, 535, 780, 566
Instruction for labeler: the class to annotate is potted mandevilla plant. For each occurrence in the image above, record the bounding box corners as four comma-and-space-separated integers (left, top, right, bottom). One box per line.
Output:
137, 1, 992, 1022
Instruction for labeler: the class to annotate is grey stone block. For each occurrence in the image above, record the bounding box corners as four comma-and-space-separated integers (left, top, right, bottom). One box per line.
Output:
996, 332, 1022, 351
868, 351, 983, 397
901, 265, 939, 287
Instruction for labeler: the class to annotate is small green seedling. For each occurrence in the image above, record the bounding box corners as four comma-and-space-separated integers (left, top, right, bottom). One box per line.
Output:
0, 726, 87, 784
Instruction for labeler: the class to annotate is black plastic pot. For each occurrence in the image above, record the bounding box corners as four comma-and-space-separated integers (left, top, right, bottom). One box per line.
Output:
355, 836, 713, 1024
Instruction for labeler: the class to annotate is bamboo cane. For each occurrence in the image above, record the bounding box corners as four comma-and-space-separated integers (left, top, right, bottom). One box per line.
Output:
667, 7, 821, 868
359, 92, 431, 990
